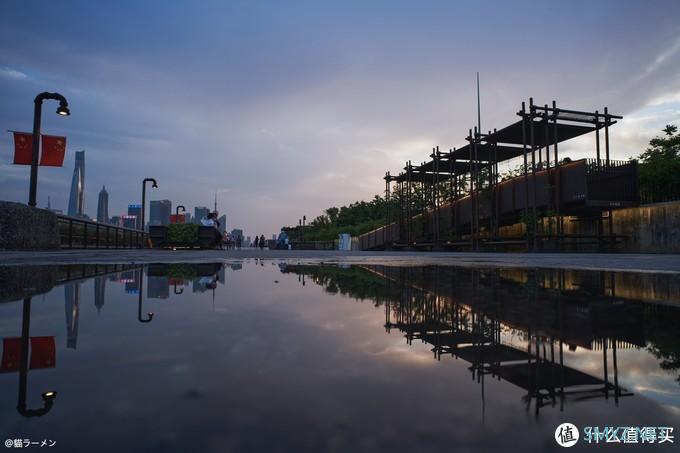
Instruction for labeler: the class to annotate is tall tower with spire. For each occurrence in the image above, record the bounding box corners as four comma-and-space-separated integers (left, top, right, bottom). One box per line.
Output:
68, 150, 85, 217
97, 185, 109, 223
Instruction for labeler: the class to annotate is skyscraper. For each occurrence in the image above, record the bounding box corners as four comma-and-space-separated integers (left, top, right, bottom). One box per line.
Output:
218, 215, 227, 233
97, 185, 109, 223
128, 204, 142, 229
94, 275, 106, 312
150, 199, 172, 225
68, 150, 85, 217
194, 206, 209, 223
122, 215, 137, 229
64, 282, 80, 349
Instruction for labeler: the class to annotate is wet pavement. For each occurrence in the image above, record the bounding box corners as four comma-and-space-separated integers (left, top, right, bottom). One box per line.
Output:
0, 260, 679, 452
2, 249, 680, 273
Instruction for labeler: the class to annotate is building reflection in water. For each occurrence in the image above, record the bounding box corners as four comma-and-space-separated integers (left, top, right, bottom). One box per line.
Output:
2, 263, 234, 420
282, 264, 680, 418
64, 282, 80, 349
94, 275, 106, 313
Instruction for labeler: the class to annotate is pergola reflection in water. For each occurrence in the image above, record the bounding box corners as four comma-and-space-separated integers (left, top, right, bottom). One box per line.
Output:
283, 264, 680, 418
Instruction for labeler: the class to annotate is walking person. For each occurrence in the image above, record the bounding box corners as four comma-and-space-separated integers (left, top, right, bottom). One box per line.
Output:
254, 236, 259, 249
259, 234, 266, 250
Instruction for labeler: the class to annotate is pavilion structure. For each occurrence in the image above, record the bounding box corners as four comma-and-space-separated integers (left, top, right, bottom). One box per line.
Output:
360, 98, 639, 251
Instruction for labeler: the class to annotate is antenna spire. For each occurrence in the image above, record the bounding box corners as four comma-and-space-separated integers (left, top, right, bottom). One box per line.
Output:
476, 72, 481, 135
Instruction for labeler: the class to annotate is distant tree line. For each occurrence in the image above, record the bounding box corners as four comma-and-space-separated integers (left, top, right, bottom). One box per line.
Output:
283, 195, 400, 241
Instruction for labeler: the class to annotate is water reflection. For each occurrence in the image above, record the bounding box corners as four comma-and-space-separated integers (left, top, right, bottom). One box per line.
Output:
4, 298, 58, 418
282, 264, 680, 416
0, 261, 677, 452
1, 263, 232, 421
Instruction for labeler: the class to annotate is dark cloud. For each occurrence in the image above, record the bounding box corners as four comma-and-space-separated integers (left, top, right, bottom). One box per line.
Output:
1, 0, 680, 234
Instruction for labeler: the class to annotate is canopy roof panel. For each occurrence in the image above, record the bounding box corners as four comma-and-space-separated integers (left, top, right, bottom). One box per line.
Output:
449, 144, 525, 162
486, 119, 594, 146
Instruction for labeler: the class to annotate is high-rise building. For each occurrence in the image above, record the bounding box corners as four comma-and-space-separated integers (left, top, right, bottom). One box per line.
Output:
125, 269, 142, 294
184, 212, 192, 223
231, 229, 243, 242
218, 215, 227, 233
122, 215, 137, 229
110, 216, 122, 227
64, 282, 80, 349
128, 204, 142, 229
150, 199, 172, 225
68, 150, 85, 217
147, 276, 169, 299
97, 185, 109, 223
94, 275, 106, 312
194, 206, 210, 223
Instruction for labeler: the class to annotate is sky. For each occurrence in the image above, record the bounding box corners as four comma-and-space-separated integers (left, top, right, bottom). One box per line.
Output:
1, 0, 680, 236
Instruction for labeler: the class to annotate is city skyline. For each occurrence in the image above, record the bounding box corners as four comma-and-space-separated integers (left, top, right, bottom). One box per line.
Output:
1, 1, 680, 235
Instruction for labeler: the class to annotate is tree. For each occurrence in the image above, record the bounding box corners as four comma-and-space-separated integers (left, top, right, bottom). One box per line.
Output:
637, 124, 680, 202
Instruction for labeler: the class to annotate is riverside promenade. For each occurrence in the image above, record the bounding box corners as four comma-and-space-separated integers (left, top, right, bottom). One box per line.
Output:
2, 249, 680, 273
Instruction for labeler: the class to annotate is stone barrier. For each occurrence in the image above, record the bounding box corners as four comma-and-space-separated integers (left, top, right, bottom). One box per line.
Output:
0, 201, 60, 250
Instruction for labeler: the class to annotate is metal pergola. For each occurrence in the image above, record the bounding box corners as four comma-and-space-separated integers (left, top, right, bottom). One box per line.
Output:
361, 98, 638, 251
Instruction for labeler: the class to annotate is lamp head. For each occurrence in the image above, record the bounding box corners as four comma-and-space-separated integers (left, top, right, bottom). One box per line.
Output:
42, 391, 57, 402
56, 105, 70, 116
152, 182, 158, 188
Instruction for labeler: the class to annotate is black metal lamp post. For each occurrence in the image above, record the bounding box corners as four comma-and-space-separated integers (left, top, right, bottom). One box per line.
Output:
141, 178, 158, 230
138, 269, 154, 323
176, 204, 186, 220
17, 297, 57, 417
28, 92, 70, 207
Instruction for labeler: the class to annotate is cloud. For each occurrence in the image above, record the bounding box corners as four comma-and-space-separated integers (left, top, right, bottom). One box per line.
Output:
1, 1, 680, 235
0, 66, 27, 79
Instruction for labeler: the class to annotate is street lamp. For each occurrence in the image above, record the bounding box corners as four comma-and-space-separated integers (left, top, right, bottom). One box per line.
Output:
138, 268, 154, 323
141, 178, 158, 231
17, 297, 57, 417
176, 205, 185, 218
28, 92, 70, 207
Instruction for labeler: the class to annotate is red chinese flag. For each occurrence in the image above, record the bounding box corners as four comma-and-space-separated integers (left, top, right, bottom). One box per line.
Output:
40, 135, 66, 167
29, 336, 56, 370
1, 337, 22, 373
12, 132, 33, 165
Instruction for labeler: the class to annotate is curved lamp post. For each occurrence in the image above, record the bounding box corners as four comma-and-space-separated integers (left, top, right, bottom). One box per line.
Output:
176, 205, 185, 219
141, 178, 158, 230
137, 268, 154, 323
29, 92, 70, 207
17, 298, 57, 417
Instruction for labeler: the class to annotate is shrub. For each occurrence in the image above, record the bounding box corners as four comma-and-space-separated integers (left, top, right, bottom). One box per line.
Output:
167, 223, 198, 243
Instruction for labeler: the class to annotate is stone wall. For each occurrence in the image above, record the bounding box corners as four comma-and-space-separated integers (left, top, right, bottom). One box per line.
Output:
611, 202, 680, 253
0, 201, 60, 250
498, 201, 680, 253
0, 265, 57, 303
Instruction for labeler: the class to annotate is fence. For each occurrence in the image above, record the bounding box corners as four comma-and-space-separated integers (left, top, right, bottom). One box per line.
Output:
57, 215, 147, 249
638, 180, 680, 204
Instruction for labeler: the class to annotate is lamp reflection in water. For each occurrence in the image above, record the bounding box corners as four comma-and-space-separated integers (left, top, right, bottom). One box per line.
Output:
138, 268, 154, 323
17, 297, 56, 417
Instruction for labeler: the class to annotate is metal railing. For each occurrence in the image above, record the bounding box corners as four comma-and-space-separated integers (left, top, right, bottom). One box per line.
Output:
57, 214, 147, 249
638, 180, 680, 204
